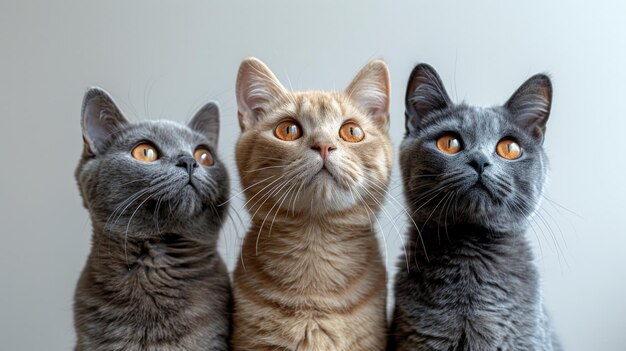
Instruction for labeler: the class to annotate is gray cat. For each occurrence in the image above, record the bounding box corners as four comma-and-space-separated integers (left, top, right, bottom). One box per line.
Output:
389, 64, 561, 351
73, 88, 231, 351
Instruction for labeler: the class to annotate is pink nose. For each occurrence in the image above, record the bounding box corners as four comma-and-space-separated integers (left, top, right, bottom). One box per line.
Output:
311, 143, 337, 161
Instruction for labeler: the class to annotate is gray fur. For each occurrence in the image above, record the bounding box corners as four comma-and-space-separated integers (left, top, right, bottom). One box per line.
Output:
74, 88, 231, 351
389, 64, 561, 350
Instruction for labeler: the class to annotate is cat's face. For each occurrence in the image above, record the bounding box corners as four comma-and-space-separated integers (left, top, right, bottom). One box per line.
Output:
401, 64, 552, 232
76, 89, 228, 238
235, 58, 392, 216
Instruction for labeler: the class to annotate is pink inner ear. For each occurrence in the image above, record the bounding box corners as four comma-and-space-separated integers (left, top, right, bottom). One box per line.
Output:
236, 59, 287, 130
351, 89, 390, 129
345, 61, 390, 129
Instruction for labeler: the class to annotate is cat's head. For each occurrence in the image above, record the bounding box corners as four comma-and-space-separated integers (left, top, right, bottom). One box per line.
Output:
401, 64, 552, 233
235, 58, 393, 217
75, 88, 229, 238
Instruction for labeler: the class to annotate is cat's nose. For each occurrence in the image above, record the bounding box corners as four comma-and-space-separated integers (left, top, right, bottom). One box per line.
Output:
176, 155, 199, 175
468, 156, 491, 175
311, 143, 337, 161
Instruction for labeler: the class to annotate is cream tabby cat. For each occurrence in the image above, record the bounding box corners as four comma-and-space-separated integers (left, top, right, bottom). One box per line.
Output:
232, 57, 393, 351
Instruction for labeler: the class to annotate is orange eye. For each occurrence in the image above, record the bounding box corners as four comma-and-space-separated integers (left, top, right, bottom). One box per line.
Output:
436, 134, 462, 154
339, 122, 365, 143
274, 120, 302, 141
496, 138, 522, 160
131, 143, 158, 162
194, 147, 214, 167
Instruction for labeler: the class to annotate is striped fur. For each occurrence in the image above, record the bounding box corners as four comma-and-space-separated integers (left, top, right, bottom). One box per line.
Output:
232, 58, 392, 350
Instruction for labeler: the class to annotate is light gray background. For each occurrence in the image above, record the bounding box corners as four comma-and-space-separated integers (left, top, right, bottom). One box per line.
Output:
1, 0, 624, 350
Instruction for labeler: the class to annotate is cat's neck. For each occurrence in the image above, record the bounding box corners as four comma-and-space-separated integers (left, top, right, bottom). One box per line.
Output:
241, 207, 382, 291
87, 227, 218, 273
406, 221, 531, 267
250, 206, 375, 245
401, 221, 539, 315
80, 228, 224, 313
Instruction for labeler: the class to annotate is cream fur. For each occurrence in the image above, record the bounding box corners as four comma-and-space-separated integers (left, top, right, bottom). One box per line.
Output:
232, 58, 393, 350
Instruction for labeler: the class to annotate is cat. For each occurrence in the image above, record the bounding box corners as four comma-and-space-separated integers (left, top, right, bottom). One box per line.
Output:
73, 88, 231, 351
231, 57, 393, 351
388, 63, 562, 351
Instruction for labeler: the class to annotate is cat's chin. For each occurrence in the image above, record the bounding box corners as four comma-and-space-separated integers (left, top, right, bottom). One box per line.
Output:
420, 210, 527, 235
307, 167, 339, 186
286, 182, 358, 216
464, 215, 527, 233
148, 185, 208, 219
450, 200, 530, 234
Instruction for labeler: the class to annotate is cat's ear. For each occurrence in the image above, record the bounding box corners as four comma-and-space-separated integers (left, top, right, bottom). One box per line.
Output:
504, 74, 552, 141
81, 87, 128, 156
405, 63, 452, 134
236, 57, 287, 131
345, 60, 390, 130
189, 101, 220, 148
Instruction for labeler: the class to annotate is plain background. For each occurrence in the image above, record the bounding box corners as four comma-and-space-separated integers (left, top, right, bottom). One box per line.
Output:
1, 1, 625, 350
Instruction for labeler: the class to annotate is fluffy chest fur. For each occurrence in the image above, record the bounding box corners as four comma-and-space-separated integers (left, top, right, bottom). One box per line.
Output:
233, 216, 387, 351
231, 57, 393, 350
74, 233, 231, 351
391, 228, 557, 351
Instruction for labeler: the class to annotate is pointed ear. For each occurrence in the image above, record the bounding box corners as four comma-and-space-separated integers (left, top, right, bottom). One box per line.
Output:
504, 74, 552, 140
189, 101, 220, 148
236, 57, 287, 131
345, 60, 390, 130
405, 63, 452, 133
81, 87, 128, 155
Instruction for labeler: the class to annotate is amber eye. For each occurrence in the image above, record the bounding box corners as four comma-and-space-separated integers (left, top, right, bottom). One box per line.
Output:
194, 147, 214, 167
131, 143, 159, 162
274, 120, 302, 141
436, 134, 462, 154
339, 122, 365, 143
496, 138, 522, 160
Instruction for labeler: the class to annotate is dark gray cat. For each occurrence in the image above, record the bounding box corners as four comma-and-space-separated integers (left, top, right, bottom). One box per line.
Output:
74, 88, 231, 351
389, 64, 561, 351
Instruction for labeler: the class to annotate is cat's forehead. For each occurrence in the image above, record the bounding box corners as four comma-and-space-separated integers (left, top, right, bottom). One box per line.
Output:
116, 120, 206, 150
460, 106, 505, 131
278, 91, 360, 124
296, 93, 342, 116
429, 105, 512, 137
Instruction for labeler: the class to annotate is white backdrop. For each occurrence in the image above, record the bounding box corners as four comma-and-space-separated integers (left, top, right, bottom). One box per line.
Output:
1, 1, 625, 350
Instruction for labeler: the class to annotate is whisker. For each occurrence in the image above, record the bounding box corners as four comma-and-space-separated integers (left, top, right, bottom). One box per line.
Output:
219, 175, 276, 207
123, 193, 154, 268
361, 176, 426, 265
244, 165, 288, 173
353, 188, 398, 271
255, 179, 296, 255
243, 174, 287, 212
268, 182, 298, 238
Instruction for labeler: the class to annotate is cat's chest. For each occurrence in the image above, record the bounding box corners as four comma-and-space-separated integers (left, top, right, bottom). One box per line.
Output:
114, 240, 207, 298
125, 241, 175, 274
423, 252, 523, 311
411, 255, 532, 349
252, 226, 377, 289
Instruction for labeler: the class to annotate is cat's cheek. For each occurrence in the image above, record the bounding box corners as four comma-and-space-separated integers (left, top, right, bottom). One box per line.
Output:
400, 142, 422, 185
